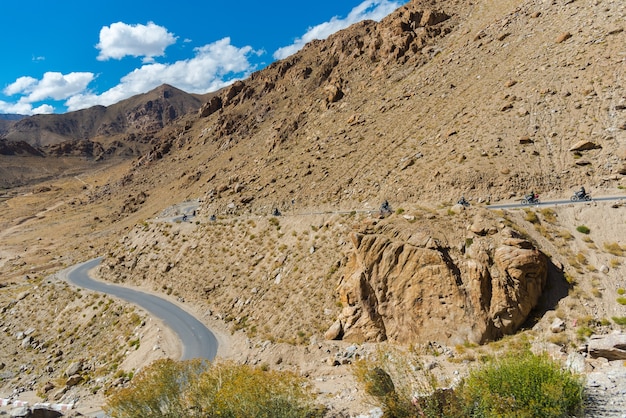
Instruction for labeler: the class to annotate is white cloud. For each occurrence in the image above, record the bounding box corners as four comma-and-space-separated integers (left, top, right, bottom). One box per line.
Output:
96, 21, 177, 62
4, 76, 38, 96
4, 72, 94, 103
31, 103, 55, 114
273, 0, 404, 60
0, 99, 54, 115
66, 37, 259, 111
2, 2, 406, 115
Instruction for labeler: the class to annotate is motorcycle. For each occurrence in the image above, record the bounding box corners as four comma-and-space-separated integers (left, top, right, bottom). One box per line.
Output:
570, 192, 591, 202
457, 198, 470, 207
521, 194, 540, 205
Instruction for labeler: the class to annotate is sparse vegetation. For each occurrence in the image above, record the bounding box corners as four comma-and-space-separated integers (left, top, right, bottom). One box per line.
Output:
576, 225, 590, 234
604, 242, 624, 257
459, 351, 584, 417
524, 209, 539, 224
353, 349, 584, 418
105, 358, 323, 418
539, 208, 557, 224
612, 317, 626, 326
558, 229, 574, 241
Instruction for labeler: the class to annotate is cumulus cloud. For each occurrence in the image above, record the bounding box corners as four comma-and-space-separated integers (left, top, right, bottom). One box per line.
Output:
2, 2, 405, 115
96, 21, 177, 62
273, 0, 404, 60
0, 99, 54, 115
66, 37, 259, 111
4, 72, 94, 103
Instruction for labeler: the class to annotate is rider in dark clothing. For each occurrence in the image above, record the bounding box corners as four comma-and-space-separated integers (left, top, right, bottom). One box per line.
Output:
379, 200, 392, 217
578, 186, 586, 198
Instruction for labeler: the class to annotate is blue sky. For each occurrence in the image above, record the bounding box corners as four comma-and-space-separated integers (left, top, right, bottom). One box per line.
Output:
0, 1, 407, 115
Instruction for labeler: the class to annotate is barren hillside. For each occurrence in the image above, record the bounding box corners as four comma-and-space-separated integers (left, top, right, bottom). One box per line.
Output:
0, 0, 625, 415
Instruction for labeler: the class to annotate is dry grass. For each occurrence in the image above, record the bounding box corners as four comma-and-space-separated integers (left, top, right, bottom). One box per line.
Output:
604, 242, 624, 257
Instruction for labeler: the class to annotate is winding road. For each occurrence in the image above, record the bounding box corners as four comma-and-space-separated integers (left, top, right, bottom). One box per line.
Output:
62, 195, 626, 361
65, 258, 217, 361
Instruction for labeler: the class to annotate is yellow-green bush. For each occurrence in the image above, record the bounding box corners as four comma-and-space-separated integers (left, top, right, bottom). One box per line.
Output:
458, 351, 584, 418
105, 359, 323, 418
353, 350, 584, 418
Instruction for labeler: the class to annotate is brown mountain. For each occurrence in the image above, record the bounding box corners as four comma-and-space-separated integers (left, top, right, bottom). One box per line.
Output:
3, 84, 205, 147
0, 84, 208, 188
1, 0, 625, 415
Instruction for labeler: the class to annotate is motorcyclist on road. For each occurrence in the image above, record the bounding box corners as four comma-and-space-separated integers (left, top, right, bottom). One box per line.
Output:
577, 186, 586, 199
458, 196, 469, 206
380, 200, 392, 217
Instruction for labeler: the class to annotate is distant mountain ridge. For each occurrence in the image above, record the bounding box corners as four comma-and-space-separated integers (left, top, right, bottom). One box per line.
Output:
0, 84, 211, 188
0, 114, 27, 121
1, 84, 207, 148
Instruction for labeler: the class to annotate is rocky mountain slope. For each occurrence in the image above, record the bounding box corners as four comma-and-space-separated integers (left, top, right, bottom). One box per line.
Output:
1, 0, 625, 415
0, 85, 208, 189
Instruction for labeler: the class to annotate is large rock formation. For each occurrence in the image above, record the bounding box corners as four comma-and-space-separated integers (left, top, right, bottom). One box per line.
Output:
329, 210, 547, 345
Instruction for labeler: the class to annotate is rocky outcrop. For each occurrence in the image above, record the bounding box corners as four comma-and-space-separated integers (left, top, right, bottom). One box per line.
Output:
0, 139, 43, 156
330, 211, 547, 345
587, 333, 626, 360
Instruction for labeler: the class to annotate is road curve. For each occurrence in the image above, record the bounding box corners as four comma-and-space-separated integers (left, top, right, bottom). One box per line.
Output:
65, 257, 217, 361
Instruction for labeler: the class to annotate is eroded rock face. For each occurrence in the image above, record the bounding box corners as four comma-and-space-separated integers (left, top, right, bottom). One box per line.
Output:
332, 211, 547, 345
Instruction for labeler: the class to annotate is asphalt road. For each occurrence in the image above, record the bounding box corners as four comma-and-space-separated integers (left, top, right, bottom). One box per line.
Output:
66, 258, 217, 361
487, 195, 626, 210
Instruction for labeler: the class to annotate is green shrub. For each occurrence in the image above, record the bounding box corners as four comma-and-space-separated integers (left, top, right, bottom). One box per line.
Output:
617, 297, 626, 306
458, 351, 584, 418
576, 225, 590, 234
576, 326, 594, 341
612, 316, 626, 326
353, 350, 584, 418
105, 359, 322, 418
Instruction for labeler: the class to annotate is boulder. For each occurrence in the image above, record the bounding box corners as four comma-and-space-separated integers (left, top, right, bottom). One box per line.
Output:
324, 320, 344, 340
64, 361, 82, 377
569, 140, 601, 152
334, 214, 547, 345
550, 318, 566, 333
587, 333, 626, 360
556, 32, 572, 43
198, 96, 223, 118
65, 374, 83, 387
470, 210, 499, 236
9, 406, 30, 417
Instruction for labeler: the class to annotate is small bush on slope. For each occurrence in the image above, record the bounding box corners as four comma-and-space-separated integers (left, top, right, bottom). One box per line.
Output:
354, 350, 585, 418
458, 350, 584, 418
105, 358, 323, 418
